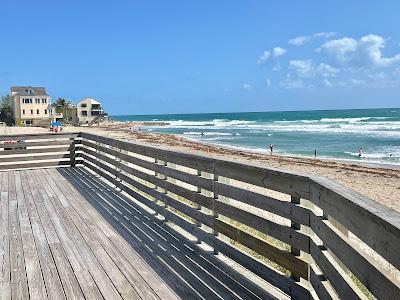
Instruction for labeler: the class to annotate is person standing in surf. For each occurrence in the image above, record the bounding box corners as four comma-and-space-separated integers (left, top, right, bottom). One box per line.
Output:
358, 148, 363, 158
269, 144, 274, 155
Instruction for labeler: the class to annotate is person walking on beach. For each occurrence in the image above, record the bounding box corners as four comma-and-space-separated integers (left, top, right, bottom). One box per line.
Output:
269, 144, 274, 155
358, 147, 363, 158
314, 149, 317, 158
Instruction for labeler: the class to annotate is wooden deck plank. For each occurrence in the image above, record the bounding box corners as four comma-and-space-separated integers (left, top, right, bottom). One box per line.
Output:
24, 170, 119, 300
42, 169, 165, 300
24, 171, 85, 300
19, 171, 66, 300
14, 171, 48, 300
36, 170, 138, 299
8, 171, 30, 299
21, 171, 102, 300
65, 167, 273, 300
0, 172, 11, 300
31, 169, 141, 300
30, 171, 103, 300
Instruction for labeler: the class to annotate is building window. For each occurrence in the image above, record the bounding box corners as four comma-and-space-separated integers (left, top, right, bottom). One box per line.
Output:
81, 103, 87, 108
30, 109, 33, 114
22, 109, 25, 115
44, 109, 47, 114
35, 99, 40, 104
42, 99, 47, 104
22, 98, 32, 104
26, 120, 33, 125
36, 109, 39, 114
81, 111, 88, 116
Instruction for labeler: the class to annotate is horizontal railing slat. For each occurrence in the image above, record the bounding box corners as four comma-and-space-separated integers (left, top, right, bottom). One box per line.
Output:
214, 219, 308, 278
310, 213, 400, 299
0, 160, 72, 170
0, 132, 79, 141
310, 241, 366, 299
310, 180, 400, 271
0, 153, 71, 163
214, 239, 310, 300
214, 200, 310, 252
214, 181, 310, 226
309, 264, 335, 300
0, 146, 71, 156
0, 139, 74, 149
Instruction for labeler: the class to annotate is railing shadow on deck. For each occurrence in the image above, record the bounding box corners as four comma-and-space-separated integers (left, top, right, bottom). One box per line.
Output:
58, 167, 281, 300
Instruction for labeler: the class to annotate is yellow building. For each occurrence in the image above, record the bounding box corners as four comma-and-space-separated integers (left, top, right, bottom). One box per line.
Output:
11, 86, 52, 126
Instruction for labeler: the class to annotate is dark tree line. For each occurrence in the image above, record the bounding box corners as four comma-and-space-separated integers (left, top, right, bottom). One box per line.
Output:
0, 94, 14, 125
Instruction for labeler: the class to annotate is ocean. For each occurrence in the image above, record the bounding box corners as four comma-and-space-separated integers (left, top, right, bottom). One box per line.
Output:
113, 108, 400, 165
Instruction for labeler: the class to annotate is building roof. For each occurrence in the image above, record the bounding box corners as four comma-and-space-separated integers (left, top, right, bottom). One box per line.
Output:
78, 97, 101, 105
11, 86, 49, 96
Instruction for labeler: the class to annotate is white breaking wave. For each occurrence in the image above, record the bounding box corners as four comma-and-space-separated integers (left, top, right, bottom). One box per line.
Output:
319, 117, 371, 123
183, 131, 238, 136
149, 117, 400, 138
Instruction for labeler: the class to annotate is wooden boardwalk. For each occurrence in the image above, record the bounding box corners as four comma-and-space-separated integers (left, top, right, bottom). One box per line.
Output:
0, 168, 278, 300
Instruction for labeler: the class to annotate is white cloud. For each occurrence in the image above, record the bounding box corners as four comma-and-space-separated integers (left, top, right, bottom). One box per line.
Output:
258, 47, 286, 63
281, 75, 305, 89
266, 77, 271, 87
314, 32, 336, 39
289, 59, 339, 79
316, 63, 339, 77
272, 47, 287, 57
348, 78, 367, 86
289, 32, 336, 46
289, 36, 310, 46
323, 79, 333, 87
243, 83, 251, 90
258, 51, 271, 64
319, 34, 400, 68
289, 60, 314, 77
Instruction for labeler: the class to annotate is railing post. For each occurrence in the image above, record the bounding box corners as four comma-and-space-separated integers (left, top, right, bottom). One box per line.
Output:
212, 168, 219, 255
154, 158, 168, 220
160, 160, 168, 222
291, 195, 301, 282
95, 138, 101, 177
196, 170, 202, 244
114, 142, 122, 192
70, 136, 76, 167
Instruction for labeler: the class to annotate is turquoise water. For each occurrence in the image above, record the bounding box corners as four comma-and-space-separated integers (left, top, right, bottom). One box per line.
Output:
113, 108, 400, 165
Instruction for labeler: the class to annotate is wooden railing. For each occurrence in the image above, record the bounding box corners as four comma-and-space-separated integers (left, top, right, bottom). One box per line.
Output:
0, 132, 399, 299
79, 132, 400, 300
0, 132, 81, 170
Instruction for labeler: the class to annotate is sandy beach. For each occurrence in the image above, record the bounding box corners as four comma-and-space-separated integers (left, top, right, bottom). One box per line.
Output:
4, 122, 399, 213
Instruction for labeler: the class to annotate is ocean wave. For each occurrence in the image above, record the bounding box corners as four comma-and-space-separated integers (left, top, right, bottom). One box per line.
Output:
319, 117, 371, 123
163, 119, 256, 128
183, 131, 238, 136
344, 151, 400, 159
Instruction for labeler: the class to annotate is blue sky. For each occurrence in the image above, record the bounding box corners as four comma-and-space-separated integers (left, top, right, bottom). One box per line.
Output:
1, 0, 400, 115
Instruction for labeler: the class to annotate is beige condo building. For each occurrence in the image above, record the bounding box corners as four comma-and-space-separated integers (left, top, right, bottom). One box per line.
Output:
11, 86, 52, 126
